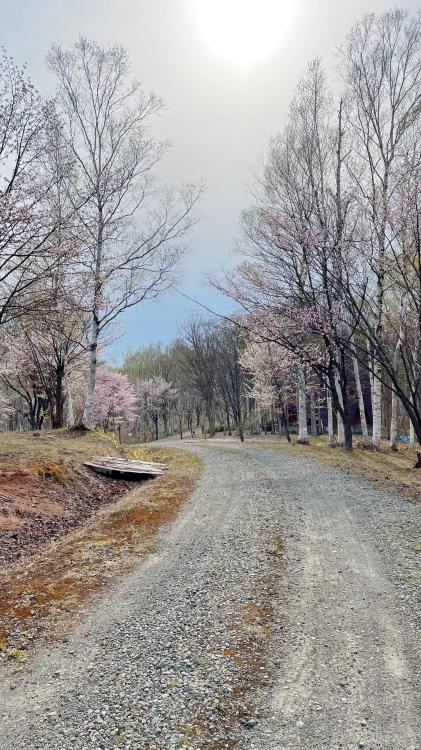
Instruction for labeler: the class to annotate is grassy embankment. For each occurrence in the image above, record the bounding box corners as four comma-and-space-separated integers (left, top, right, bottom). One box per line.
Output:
0, 431, 201, 665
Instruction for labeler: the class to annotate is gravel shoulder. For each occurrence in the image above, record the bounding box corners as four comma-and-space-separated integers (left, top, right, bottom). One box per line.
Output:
1, 440, 420, 750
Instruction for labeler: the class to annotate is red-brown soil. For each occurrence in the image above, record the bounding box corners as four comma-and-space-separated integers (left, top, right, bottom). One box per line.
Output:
0, 431, 131, 565
0, 436, 201, 666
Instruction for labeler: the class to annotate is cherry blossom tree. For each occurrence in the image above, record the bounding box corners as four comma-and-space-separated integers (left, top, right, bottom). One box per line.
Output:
0, 388, 16, 430
136, 377, 177, 441
0, 327, 50, 429
91, 367, 137, 431
220, 60, 359, 449
219, 13, 421, 451
241, 339, 297, 441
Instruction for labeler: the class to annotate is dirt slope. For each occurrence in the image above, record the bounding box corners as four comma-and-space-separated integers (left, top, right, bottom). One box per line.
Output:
0, 431, 130, 565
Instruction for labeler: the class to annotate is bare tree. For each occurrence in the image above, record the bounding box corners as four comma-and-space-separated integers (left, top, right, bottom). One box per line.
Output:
215, 322, 247, 442
181, 318, 219, 437
340, 154, 421, 444
48, 37, 203, 429
341, 9, 421, 446
0, 49, 67, 328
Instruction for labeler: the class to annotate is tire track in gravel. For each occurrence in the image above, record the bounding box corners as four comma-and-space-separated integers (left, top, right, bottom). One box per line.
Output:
1, 441, 421, 750
245, 444, 421, 750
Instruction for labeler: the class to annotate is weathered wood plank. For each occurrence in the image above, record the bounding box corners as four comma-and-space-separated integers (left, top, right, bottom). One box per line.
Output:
83, 457, 165, 479
99, 456, 167, 469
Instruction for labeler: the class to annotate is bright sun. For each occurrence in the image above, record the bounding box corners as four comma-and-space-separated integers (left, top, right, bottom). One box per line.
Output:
195, 0, 289, 65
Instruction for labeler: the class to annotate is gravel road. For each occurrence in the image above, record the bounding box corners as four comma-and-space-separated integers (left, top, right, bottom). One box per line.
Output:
1, 440, 421, 750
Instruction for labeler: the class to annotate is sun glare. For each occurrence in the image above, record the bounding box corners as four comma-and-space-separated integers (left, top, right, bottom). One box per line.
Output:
195, 0, 289, 65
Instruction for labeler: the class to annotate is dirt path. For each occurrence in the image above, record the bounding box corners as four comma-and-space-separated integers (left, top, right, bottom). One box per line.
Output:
0, 441, 420, 750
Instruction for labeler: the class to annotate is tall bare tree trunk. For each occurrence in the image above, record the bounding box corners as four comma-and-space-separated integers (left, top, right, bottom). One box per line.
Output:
366, 339, 374, 401
327, 391, 334, 445
82, 207, 103, 430
297, 365, 308, 444
207, 405, 215, 437
389, 320, 404, 448
372, 160, 388, 449
310, 394, 317, 435
372, 365, 382, 449
82, 312, 100, 429
409, 336, 420, 448
52, 363, 65, 429
390, 391, 399, 448
351, 340, 369, 443
66, 380, 75, 427
410, 420, 418, 449
335, 372, 345, 444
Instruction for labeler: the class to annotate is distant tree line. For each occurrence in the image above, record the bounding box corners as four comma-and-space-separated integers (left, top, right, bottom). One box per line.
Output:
119, 320, 249, 442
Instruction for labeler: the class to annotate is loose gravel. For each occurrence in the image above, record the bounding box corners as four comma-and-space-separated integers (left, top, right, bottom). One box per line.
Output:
1, 441, 421, 750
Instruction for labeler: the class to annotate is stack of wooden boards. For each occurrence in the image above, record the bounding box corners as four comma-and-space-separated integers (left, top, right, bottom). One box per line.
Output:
83, 456, 166, 479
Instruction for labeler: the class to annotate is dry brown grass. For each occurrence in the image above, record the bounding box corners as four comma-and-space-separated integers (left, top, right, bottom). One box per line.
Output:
0, 441, 201, 665
0, 428, 123, 464
248, 434, 421, 501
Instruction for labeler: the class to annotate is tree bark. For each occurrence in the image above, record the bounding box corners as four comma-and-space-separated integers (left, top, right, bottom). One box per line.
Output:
327, 391, 335, 446
283, 404, 291, 442
297, 365, 309, 444
207, 405, 215, 437
351, 340, 369, 443
82, 313, 99, 430
389, 390, 399, 448
162, 407, 169, 436
310, 394, 317, 436
372, 364, 382, 449
52, 363, 65, 429
335, 372, 345, 444
409, 335, 421, 448
389, 314, 405, 449
82, 200, 103, 430
226, 409, 232, 436
66, 379, 75, 427
372, 169, 387, 449
410, 420, 418, 449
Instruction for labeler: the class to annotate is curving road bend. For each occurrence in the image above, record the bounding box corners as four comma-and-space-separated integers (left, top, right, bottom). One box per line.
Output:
0, 440, 420, 750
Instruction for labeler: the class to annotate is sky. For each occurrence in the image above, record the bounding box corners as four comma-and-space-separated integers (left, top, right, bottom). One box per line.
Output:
2, 0, 419, 361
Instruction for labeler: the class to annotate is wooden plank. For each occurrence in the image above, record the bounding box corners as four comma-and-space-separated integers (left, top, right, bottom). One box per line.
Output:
99, 456, 166, 470
84, 461, 163, 472
101, 461, 166, 471
83, 459, 164, 478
